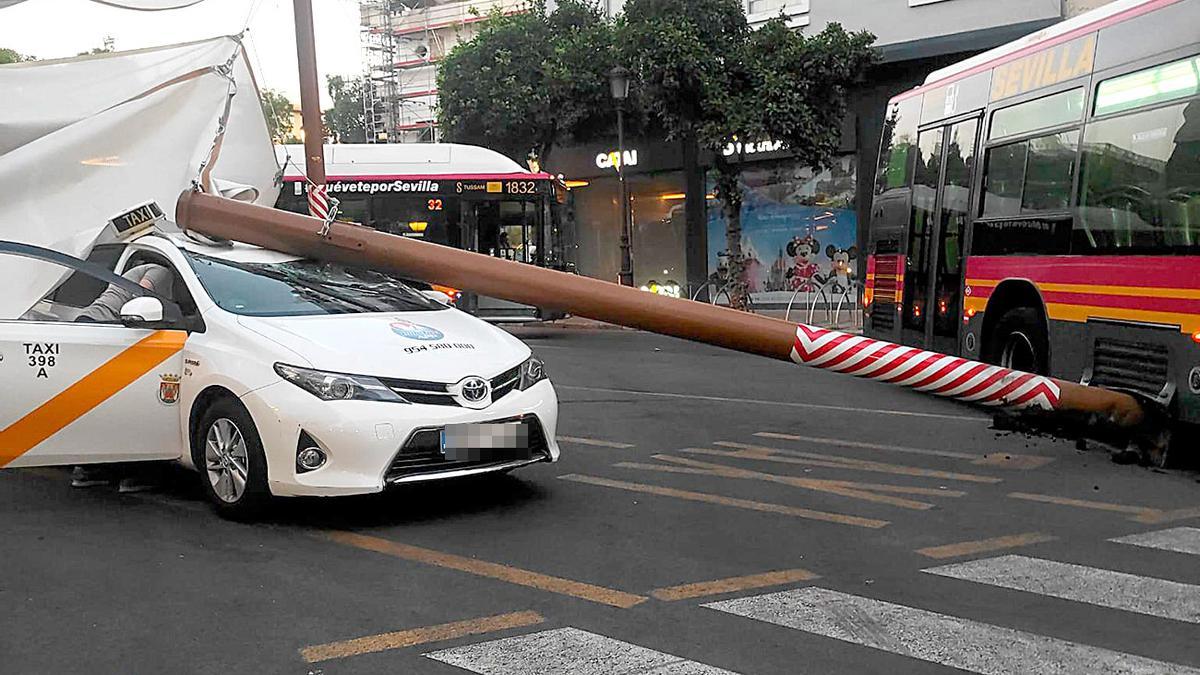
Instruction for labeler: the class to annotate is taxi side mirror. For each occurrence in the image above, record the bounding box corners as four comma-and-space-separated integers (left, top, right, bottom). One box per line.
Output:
119, 296, 164, 326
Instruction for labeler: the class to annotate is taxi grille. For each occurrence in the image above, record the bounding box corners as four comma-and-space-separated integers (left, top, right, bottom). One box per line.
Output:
385, 414, 550, 481
377, 364, 523, 407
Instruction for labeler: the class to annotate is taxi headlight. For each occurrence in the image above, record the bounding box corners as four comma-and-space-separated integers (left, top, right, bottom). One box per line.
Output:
274, 363, 409, 403
516, 356, 547, 390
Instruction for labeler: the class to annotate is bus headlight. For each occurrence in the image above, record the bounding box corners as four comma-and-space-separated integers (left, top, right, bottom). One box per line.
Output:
274, 363, 409, 403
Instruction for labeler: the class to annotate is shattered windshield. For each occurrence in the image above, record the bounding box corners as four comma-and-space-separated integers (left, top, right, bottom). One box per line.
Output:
185, 253, 443, 317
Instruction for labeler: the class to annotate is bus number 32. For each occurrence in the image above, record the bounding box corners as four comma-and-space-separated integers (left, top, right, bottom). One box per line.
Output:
427, 199, 443, 211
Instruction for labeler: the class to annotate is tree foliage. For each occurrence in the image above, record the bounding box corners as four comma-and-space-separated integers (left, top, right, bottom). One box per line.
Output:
260, 88, 296, 143
437, 0, 615, 165
323, 75, 365, 143
621, 0, 876, 307
0, 47, 34, 64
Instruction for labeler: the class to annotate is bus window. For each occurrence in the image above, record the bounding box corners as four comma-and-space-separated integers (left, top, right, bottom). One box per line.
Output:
990, 88, 1085, 142
981, 143, 1027, 217
875, 97, 921, 194
932, 119, 978, 344
1022, 131, 1079, 212
1077, 99, 1200, 252
902, 128, 942, 332
1094, 55, 1200, 117
981, 131, 1079, 218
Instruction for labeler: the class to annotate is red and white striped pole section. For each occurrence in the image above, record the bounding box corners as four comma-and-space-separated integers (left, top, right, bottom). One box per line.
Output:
791, 324, 1061, 411
293, 0, 328, 219
176, 192, 1149, 431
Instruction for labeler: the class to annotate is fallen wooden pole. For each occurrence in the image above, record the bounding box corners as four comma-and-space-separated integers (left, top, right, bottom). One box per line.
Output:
175, 191, 1146, 428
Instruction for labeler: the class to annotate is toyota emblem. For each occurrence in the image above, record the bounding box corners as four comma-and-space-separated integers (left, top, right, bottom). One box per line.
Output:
460, 377, 489, 403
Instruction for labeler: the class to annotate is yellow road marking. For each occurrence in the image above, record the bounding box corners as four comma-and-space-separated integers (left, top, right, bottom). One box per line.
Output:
559, 473, 889, 529
558, 436, 634, 449
917, 532, 1058, 559
300, 610, 545, 663
1008, 492, 1163, 520
619, 455, 965, 510
754, 432, 1053, 470
652, 569, 818, 601
1136, 505, 1200, 524
754, 432, 976, 460
0, 331, 187, 468
973, 453, 1056, 469
321, 531, 646, 609
705, 442, 1002, 484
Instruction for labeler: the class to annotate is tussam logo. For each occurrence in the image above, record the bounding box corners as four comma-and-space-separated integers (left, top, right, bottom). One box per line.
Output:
293, 180, 439, 196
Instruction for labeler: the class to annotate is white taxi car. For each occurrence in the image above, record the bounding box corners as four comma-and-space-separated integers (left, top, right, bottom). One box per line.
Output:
0, 224, 559, 518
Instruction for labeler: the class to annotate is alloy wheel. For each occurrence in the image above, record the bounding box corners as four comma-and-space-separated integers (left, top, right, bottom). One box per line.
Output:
205, 418, 249, 503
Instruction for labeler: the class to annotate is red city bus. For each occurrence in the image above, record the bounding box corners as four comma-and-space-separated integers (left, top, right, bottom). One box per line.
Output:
275, 143, 571, 322
864, 0, 1200, 426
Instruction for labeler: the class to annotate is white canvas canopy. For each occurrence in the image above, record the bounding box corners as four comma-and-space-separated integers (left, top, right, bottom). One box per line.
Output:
0, 35, 280, 319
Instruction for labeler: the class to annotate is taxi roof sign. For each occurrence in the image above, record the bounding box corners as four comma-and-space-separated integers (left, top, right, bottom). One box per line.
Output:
108, 201, 164, 240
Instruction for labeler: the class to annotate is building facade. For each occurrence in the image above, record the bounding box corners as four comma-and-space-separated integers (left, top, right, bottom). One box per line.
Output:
360, 0, 526, 144
550, 0, 1117, 300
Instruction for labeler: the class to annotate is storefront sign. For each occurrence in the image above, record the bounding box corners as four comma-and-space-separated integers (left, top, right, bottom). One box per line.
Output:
595, 149, 639, 170
723, 139, 785, 157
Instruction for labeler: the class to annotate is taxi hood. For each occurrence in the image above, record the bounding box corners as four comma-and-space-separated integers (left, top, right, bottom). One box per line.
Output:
237, 308, 531, 381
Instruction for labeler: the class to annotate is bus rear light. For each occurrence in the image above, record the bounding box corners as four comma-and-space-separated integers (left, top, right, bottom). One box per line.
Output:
1192, 331, 1200, 344
963, 308, 977, 323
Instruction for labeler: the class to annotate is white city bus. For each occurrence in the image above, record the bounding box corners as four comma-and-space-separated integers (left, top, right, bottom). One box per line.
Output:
275, 143, 571, 322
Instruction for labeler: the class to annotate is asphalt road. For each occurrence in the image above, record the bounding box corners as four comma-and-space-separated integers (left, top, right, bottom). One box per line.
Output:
2, 328, 1199, 675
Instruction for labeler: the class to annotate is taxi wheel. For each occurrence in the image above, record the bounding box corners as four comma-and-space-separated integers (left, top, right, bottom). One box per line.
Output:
195, 398, 270, 520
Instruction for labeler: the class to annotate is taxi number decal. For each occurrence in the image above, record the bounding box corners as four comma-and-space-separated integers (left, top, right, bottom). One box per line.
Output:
25, 343, 59, 379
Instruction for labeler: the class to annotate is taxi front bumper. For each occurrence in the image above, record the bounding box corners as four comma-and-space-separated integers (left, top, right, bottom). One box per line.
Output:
239, 378, 559, 497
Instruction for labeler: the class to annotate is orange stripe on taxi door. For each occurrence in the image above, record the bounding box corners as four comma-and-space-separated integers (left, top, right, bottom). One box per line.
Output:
0, 330, 187, 468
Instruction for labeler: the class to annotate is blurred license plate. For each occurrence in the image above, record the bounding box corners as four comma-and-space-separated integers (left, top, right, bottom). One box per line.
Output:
440, 422, 531, 462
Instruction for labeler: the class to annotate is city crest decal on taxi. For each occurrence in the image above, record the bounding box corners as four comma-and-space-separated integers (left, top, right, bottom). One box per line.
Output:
158, 373, 181, 406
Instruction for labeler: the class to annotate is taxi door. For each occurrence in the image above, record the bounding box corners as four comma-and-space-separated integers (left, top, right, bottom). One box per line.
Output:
0, 242, 186, 469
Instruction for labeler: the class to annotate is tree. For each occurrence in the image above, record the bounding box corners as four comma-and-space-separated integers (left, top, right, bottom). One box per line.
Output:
621, 0, 875, 308
323, 75, 365, 143
260, 88, 296, 144
0, 47, 34, 64
437, 0, 616, 166
77, 36, 115, 56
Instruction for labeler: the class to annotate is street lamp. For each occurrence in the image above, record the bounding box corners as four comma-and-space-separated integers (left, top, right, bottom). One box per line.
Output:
609, 65, 634, 287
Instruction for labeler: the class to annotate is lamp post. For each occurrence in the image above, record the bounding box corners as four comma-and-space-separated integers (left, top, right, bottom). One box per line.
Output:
609, 65, 633, 287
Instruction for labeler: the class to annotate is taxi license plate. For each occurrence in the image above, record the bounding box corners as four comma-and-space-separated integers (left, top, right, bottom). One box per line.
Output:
440, 422, 532, 462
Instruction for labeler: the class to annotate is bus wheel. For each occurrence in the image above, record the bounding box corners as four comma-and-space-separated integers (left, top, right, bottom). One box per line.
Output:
985, 307, 1048, 375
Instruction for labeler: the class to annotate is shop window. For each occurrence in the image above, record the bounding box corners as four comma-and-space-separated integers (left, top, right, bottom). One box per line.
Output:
990, 88, 1085, 142
1095, 54, 1200, 117
1076, 100, 1200, 252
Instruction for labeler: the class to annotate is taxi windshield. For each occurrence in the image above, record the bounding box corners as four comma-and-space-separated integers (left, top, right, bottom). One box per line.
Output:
185, 253, 443, 317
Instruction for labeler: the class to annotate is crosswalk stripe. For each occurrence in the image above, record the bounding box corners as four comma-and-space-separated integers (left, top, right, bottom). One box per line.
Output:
705, 587, 1200, 674
1111, 527, 1200, 555
924, 555, 1200, 624
424, 626, 740, 674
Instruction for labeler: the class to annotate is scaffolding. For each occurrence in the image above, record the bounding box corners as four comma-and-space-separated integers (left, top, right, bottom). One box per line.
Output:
359, 0, 522, 144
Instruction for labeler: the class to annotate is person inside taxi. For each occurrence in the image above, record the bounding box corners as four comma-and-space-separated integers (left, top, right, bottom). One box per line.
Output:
70, 263, 174, 492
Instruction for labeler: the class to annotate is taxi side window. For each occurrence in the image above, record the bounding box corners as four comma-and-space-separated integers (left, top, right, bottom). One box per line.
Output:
122, 250, 204, 332
46, 244, 125, 309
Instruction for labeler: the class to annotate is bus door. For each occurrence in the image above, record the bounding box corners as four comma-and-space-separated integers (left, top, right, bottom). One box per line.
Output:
901, 116, 980, 353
